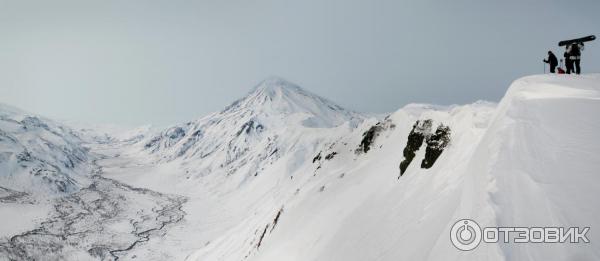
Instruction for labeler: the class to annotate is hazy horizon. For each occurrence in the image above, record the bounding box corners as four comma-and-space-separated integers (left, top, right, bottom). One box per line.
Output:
1, 0, 599, 126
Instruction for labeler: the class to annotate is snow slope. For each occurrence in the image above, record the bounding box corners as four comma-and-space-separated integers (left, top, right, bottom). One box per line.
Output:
0, 104, 96, 245
135, 77, 364, 190
0, 104, 93, 196
241, 74, 600, 261
177, 74, 599, 261
101, 77, 497, 260
1, 74, 599, 261
469, 74, 600, 260
0, 105, 188, 260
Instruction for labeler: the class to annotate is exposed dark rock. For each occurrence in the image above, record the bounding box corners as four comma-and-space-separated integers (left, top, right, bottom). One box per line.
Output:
176, 130, 205, 157
0, 186, 34, 204
357, 125, 383, 154
144, 136, 161, 149
421, 124, 451, 169
256, 224, 269, 249
191, 129, 203, 137
398, 120, 451, 177
16, 150, 33, 162
398, 120, 432, 177
144, 126, 187, 152
269, 148, 278, 157
167, 127, 186, 140
20, 116, 50, 131
237, 120, 264, 136
324, 152, 337, 160
356, 118, 395, 154
312, 152, 322, 163
270, 207, 284, 232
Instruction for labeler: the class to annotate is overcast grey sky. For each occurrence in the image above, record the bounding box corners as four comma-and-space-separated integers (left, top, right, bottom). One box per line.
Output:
1, 0, 599, 126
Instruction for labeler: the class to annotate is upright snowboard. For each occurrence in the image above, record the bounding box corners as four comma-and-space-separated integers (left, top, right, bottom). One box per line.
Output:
558, 35, 596, 46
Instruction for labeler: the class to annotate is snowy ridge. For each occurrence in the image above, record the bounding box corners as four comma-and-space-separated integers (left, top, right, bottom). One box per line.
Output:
463, 74, 600, 260
1, 75, 599, 260
0, 105, 187, 260
138, 77, 364, 185
176, 75, 599, 261
0, 104, 92, 196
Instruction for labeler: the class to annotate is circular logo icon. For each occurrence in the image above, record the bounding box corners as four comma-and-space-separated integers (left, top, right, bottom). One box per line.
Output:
450, 219, 482, 251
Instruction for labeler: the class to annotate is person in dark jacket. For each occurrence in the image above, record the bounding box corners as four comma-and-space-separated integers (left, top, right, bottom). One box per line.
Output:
543, 51, 558, 73
570, 43, 583, 74
564, 46, 574, 74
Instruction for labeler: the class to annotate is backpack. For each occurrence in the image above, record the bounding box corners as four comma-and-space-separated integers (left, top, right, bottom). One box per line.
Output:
557, 59, 565, 74
571, 43, 581, 56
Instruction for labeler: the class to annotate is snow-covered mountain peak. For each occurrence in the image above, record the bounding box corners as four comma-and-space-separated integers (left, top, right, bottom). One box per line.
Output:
251, 76, 303, 98
138, 78, 365, 180
223, 77, 362, 128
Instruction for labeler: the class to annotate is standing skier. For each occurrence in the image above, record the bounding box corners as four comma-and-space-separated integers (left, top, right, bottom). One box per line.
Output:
570, 43, 583, 74
564, 46, 574, 74
558, 35, 594, 74
543, 51, 558, 73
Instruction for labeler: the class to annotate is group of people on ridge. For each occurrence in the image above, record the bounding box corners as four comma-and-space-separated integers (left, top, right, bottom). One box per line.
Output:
544, 42, 585, 74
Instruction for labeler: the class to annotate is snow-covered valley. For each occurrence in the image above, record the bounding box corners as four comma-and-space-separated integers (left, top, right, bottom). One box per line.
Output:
1, 74, 599, 261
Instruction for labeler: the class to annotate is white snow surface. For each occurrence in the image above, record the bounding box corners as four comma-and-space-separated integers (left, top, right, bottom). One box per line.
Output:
1, 74, 599, 260
0, 103, 93, 196
137, 77, 364, 189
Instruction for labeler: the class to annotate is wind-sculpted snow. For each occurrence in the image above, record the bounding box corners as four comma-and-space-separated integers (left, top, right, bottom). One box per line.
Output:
466, 74, 600, 260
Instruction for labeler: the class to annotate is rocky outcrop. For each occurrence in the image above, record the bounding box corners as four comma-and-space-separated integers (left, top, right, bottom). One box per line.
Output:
399, 120, 450, 177
399, 120, 432, 176
421, 124, 451, 169
356, 118, 395, 154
